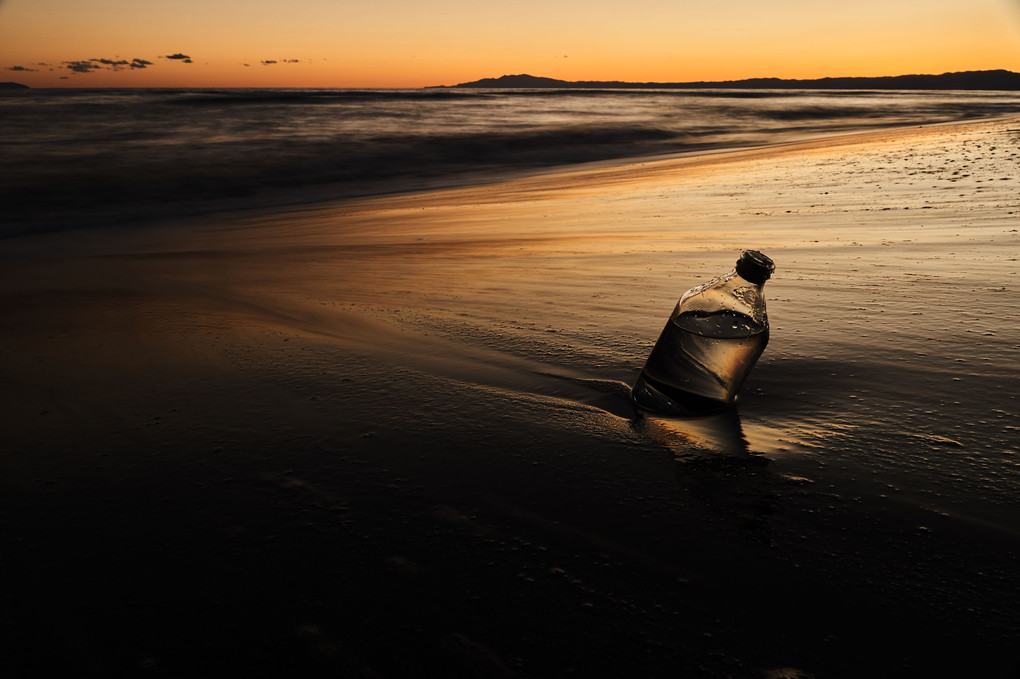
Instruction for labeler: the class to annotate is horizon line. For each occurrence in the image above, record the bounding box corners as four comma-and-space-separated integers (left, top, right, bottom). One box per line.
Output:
5, 67, 1020, 90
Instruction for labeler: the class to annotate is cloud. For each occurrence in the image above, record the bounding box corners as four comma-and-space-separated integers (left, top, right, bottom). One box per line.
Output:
284, 59, 300, 63
7, 65, 38, 72
60, 57, 156, 74
163, 53, 193, 63
63, 60, 101, 74
95, 58, 131, 71
261, 60, 277, 65
260, 59, 301, 66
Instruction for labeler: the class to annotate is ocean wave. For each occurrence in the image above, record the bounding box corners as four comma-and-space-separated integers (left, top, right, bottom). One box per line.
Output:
165, 89, 487, 106
0, 123, 695, 234
756, 101, 1020, 121
3, 87, 1019, 235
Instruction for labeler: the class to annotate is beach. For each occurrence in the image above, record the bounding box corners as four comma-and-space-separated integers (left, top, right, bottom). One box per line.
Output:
2, 116, 1019, 677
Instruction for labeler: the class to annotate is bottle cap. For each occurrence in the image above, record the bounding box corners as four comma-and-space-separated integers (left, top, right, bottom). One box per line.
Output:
735, 250, 774, 284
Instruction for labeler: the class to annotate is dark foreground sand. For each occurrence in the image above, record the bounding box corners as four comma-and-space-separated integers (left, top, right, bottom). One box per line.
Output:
2, 119, 1019, 677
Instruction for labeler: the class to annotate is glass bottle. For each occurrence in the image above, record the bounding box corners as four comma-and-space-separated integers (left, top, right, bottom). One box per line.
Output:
632, 250, 775, 415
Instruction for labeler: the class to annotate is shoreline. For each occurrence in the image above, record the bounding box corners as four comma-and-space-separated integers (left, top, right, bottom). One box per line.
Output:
5, 112, 1019, 242
160, 112, 1018, 252
120, 113, 1020, 233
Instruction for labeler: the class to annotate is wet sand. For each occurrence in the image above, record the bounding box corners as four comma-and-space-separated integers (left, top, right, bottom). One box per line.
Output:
1, 118, 1019, 677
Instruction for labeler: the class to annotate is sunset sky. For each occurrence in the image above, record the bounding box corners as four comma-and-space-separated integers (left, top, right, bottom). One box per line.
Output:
2, 0, 1020, 88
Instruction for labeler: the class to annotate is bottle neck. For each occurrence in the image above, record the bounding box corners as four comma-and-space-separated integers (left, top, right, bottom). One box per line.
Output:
734, 261, 770, 285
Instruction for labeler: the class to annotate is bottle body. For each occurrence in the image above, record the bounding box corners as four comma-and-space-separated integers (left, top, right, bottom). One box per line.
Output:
632, 251, 773, 415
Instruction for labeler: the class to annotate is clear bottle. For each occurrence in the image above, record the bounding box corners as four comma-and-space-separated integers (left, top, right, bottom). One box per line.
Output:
632, 250, 775, 416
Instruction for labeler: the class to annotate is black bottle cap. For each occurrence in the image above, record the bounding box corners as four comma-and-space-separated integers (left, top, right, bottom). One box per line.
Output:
735, 250, 775, 284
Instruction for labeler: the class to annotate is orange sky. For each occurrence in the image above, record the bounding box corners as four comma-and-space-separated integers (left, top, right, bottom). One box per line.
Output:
2, 0, 1020, 87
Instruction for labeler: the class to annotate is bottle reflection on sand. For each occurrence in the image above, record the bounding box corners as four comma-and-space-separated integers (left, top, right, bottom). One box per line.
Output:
635, 408, 750, 458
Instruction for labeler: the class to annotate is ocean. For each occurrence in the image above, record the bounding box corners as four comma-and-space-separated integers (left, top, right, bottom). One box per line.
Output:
2, 87, 1020, 235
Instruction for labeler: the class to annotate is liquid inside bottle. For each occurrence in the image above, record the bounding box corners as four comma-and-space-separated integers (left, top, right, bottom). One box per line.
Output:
633, 310, 769, 414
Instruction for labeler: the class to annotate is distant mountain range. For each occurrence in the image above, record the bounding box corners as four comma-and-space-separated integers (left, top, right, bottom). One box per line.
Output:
433, 70, 1020, 90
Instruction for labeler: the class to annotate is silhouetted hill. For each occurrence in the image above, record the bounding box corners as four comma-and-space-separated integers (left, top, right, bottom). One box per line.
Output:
434, 70, 1020, 91
0, 82, 30, 90
447, 74, 570, 88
